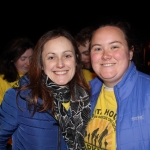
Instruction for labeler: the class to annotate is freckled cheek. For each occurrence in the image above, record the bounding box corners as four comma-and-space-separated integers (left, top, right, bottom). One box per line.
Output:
113, 52, 127, 60
91, 53, 100, 64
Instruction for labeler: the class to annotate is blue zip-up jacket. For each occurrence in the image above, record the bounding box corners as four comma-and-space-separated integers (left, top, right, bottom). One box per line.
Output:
89, 62, 150, 150
0, 75, 68, 150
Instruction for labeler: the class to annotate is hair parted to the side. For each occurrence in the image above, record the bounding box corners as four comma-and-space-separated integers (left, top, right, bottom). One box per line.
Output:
18, 28, 90, 115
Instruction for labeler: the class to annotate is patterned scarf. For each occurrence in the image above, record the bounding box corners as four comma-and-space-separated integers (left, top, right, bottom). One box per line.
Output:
43, 74, 91, 150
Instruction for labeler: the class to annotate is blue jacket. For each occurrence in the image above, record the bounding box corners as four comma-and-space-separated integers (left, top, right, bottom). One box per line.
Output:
89, 62, 150, 150
0, 76, 68, 150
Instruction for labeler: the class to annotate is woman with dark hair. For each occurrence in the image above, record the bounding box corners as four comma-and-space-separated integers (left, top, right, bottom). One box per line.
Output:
0, 37, 34, 150
0, 28, 90, 150
0, 36, 34, 104
84, 21, 150, 150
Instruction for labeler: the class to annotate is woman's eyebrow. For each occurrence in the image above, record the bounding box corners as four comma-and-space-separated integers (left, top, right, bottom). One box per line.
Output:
91, 44, 101, 48
109, 41, 122, 44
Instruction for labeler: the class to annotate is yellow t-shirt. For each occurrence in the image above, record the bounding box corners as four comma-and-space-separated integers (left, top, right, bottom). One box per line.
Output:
84, 85, 117, 150
82, 69, 97, 85
62, 102, 70, 110
54, 102, 70, 120
0, 73, 23, 104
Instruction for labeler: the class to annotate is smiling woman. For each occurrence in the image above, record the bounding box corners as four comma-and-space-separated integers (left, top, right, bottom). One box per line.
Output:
90, 25, 133, 87
84, 21, 150, 150
42, 36, 76, 86
0, 36, 34, 149
0, 28, 91, 150
0, 36, 34, 104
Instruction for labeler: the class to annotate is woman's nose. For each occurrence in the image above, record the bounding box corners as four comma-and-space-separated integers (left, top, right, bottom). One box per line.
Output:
26, 59, 30, 66
56, 58, 65, 68
102, 50, 112, 60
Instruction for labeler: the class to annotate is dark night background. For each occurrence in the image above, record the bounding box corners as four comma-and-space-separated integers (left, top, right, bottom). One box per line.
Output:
0, 1, 150, 73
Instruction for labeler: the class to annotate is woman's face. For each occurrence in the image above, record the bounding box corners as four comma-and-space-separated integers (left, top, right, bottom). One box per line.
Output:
14, 48, 33, 74
90, 26, 133, 87
42, 36, 76, 86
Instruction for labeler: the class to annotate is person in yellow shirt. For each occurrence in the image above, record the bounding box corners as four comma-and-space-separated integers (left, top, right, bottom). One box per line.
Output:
82, 68, 97, 84
75, 27, 97, 84
0, 36, 34, 149
85, 21, 150, 150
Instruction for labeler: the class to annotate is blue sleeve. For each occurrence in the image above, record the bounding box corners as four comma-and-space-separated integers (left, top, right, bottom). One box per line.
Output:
0, 88, 18, 149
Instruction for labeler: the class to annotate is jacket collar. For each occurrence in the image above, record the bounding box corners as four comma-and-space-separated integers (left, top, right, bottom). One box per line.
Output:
90, 62, 137, 98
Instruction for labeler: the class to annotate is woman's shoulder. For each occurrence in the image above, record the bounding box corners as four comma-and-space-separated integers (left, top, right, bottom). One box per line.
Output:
0, 74, 4, 81
4, 88, 18, 101
19, 75, 30, 86
137, 71, 150, 84
1, 88, 18, 111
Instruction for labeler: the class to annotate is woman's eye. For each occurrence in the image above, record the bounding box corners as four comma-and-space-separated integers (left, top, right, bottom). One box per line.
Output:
20, 58, 26, 61
65, 55, 71, 58
95, 47, 101, 51
91, 47, 101, 52
112, 46, 119, 49
48, 56, 54, 60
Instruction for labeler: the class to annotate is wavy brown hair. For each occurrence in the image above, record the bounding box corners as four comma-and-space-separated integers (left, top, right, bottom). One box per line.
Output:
18, 28, 90, 115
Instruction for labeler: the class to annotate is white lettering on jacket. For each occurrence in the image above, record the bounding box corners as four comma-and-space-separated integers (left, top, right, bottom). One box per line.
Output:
131, 115, 144, 121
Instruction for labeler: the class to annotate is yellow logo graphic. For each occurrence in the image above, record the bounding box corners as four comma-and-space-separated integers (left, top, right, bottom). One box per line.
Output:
85, 117, 115, 150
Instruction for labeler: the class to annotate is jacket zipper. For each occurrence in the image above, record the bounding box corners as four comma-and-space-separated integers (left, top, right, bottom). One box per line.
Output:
114, 86, 119, 150
50, 113, 62, 150
57, 126, 61, 150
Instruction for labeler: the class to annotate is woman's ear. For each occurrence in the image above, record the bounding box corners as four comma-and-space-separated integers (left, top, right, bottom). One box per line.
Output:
129, 46, 134, 60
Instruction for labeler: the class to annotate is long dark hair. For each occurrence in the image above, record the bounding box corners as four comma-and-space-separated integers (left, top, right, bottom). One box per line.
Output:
18, 28, 90, 114
0, 36, 34, 82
